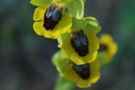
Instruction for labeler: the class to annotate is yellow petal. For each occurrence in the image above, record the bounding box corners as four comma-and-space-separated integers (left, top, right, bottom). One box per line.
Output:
33, 5, 48, 21
33, 21, 62, 39
108, 42, 117, 56
90, 71, 100, 83
90, 59, 100, 71
77, 79, 91, 88
100, 34, 113, 43
33, 22, 45, 35
64, 66, 79, 83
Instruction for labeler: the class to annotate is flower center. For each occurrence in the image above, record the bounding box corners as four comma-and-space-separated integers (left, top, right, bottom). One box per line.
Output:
43, 3, 63, 30
99, 44, 108, 51
72, 62, 90, 80
71, 30, 89, 56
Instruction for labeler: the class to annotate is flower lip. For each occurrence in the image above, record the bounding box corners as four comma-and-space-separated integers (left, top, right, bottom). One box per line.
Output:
99, 44, 108, 52
72, 62, 90, 80
71, 30, 89, 56
43, 3, 63, 30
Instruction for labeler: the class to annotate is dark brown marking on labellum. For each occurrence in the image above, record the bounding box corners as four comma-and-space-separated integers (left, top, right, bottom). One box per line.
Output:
71, 30, 89, 56
99, 44, 108, 52
43, 4, 63, 30
72, 62, 90, 80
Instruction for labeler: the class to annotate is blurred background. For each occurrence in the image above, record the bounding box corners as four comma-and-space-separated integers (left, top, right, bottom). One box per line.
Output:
0, 0, 135, 90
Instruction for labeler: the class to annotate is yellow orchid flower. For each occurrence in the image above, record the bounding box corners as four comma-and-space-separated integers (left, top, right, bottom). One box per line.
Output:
58, 29, 99, 65
98, 34, 118, 65
53, 50, 100, 88
33, 0, 72, 39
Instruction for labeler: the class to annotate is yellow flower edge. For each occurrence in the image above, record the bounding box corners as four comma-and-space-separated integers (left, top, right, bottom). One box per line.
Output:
64, 59, 100, 88
99, 34, 118, 64
33, 5, 48, 21
58, 30, 99, 65
33, 5, 72, 39
54, 50, 100, 88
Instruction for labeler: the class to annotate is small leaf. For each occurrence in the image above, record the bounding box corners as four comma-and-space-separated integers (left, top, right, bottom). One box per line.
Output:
83, 17, 101, 34
71, 17, 86, 30
68, 0, 84, 19
30, 0, 52, 6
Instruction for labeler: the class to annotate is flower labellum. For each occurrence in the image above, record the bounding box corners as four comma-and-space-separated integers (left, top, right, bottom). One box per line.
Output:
72, 63, 90, 80
44, 3, 63, 30
71, 30, 89, 56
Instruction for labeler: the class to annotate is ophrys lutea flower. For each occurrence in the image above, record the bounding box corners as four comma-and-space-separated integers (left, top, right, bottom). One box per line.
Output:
58, 29, 99, 65
33, 0, 72, 39
98, 34, 118, 65
53, 50, 100, 88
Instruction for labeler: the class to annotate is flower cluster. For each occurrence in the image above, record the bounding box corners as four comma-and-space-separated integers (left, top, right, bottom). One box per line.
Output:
30, 0, 117, 89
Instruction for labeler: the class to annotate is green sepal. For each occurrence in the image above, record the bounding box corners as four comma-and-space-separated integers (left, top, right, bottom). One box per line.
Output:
52, 50, 69, 76
97, 51, 107, 65
52, 50, 59, 66
68, 0, 84, 19
54, 76, 76, 90
52, 50, 66, 66
57, 33, 70, 48
52, 51, 76, 90
57, 0, 72, 5
82, 17, 101, 34
71, 17, 87, 30
30, 0, 52, 6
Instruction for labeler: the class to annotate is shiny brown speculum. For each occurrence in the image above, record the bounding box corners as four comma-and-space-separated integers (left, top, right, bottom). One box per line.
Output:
99, 44, 108, 52
71, 30, 89, 56
43, 3, 63, 30
72, 62, 90, 80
